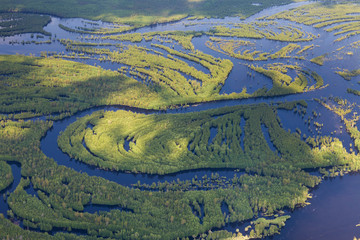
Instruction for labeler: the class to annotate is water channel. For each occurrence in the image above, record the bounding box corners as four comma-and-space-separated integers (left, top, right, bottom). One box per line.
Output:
1, 1, 360, 238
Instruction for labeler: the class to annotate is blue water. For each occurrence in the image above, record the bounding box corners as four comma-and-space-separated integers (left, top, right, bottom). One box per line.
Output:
272, 174, 360, 240
1, 1, 360, 238
0, 162, 22, 217
261, 124, 279, 154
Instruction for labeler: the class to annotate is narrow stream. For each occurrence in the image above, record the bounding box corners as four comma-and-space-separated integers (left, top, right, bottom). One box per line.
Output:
0, 162, 22, 222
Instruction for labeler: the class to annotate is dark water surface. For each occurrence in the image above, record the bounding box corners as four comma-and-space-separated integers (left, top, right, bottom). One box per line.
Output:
0, 162, 22, 224
273, 174, 360, 240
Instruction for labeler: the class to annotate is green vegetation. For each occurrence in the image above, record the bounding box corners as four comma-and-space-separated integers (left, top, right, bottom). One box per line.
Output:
246, 215, 291, 238
250, 63, 324, 96
0, 161, 13, 191
348, 88, 360, 97
102, 31, 203, 51
266, 2, 360, 42
0, 0, 300, 27
0, 116, 322, 239
269, 44, 301, 59
133, 172, 245, 191
206, 37, 259, 60
0, 54, 169, 118
206, 38, 304, 61
58, 39, 119, 47
0, 53, 326, 120
1, 1, 360, 239
101, 33, 144, 42
0, 13, 51, 37
208, 22, 316, 42
2, 100, 358, 239
310, 54, 326, 66
296, 44, 314, 55
59, 101, 352, 174
318, 97, 360, 153
337, 69, 360, 81
0, 52, 358, 238
0, 215, 58, 240
60, 38, 325, 102
60, 43, 233, 100
59, 23, 133, 35
311, 71, 324, 89
352, 40, 360, 49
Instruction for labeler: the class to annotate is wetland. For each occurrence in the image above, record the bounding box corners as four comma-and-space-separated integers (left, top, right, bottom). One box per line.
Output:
1, 1, 360, 239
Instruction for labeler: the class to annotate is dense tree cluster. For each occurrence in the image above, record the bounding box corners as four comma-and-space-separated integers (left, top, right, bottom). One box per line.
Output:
0, 55, 174, 119
0, 161, 13, 191
0, 0, 297, 27
58, 102, 354, 175
1, 1, 360, 239
0, 13, 51, 37
4, 101, 352, 239
249, 63, 324, 96
207, 22, 316, 42
266, 3, 360, 42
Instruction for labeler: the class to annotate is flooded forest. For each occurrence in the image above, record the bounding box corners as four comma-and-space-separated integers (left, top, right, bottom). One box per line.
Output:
0, 0, 360, 239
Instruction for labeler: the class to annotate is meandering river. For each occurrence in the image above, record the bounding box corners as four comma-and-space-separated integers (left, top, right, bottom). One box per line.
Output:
1, 1, 360, 238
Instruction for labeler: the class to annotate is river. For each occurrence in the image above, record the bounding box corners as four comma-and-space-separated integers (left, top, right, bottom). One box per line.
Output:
1, 1, 360, 238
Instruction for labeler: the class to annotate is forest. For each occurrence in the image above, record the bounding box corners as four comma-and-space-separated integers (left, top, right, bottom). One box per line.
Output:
1, 0, 360, 239
0, 116, 319, 239
57, 101, 355, 174
0, 51, 324, 120
0, 55, 169, 119
0, 13, 51, 36
265, 2, 360, 42
0, 0, 300, 27
1, 98, 359, 239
